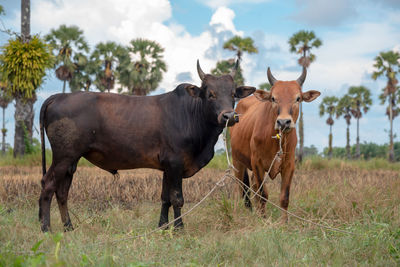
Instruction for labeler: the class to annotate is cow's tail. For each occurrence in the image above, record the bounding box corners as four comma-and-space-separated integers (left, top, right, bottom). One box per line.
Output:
40, 96, 55, 176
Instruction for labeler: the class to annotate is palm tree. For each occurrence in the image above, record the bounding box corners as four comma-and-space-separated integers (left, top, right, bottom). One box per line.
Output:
118, 39, 167, 95
0, 0, 54, 157
223, 36, 258, 61
372, 50, 400, 162
288, 30, 322, 163
0, 83, 12, 155
347, 86, 372, 159
68, 52, 96, 92
336, 95, 353, 159
212, 36, 258, 86
319, 96, 339, 159
91, 42, 123, 93
45, 25, 89, 93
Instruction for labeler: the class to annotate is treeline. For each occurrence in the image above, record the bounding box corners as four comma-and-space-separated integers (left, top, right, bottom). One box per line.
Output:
302, 142, 400, 161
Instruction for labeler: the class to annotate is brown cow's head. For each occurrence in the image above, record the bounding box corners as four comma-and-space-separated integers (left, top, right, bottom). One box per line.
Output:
254, 67, 320, 133
185, 60, 256, 127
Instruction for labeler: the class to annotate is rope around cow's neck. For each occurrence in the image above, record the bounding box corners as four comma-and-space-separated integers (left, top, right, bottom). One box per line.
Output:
249, 128, 284, 200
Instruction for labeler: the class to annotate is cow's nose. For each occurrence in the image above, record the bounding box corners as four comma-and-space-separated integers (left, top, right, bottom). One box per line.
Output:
277, 119, 291, 129
222, 111, 239, 126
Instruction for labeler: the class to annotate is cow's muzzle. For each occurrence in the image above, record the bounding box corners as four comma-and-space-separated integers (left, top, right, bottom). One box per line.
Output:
219, 111, 239, 127
276, 119, 293, 132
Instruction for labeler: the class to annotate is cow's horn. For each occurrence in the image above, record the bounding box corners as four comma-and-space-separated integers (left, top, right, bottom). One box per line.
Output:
267, 67, 277, 86
296, 67, 307, 86
197, 59, 205, 81
230, 59, 239, 79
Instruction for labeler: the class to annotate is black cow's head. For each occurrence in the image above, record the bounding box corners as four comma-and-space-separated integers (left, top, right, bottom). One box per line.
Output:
185, 60, 255, 127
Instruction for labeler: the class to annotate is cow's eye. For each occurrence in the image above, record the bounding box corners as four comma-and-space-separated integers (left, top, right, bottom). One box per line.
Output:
296, 96, 300, 102
209, 92, 216, 99
271, 96, 275, 102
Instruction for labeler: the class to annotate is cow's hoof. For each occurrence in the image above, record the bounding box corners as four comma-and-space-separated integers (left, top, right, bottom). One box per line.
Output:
158, 221, 169, 229
173, 221, 184, 230
280, 217, 289, 224
64, 222, 74, 232
41, 225, 50, 233
244, 200, 252, 210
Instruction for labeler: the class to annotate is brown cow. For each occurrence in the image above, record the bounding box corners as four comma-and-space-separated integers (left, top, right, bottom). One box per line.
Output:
230, 67, 320, 221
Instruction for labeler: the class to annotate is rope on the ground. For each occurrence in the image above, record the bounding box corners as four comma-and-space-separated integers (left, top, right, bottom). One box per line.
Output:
91, 171, 229, 247
86, 121, 355, 248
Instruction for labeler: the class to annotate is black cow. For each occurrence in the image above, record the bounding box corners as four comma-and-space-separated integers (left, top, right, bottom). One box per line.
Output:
39, 60, 255, 232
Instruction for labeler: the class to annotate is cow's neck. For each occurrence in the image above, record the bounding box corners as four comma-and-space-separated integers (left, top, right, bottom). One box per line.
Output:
182, 97, 223, 176
165, 89, 223, 176
182, 97, 222, 155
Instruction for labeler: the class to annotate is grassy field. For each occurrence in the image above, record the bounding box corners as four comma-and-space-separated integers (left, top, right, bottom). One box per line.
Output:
1, 159, 399, 266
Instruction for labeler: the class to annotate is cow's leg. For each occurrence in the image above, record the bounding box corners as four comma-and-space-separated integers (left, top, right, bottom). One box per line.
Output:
232, 160, 252, 209
159, 160, 184, 229
163, 161, 184, 229
39, 164, 56, 232
279, 164, 294, 223
171, 176, 184, 228
39, 160, 75, 232
252, 164, 267, 215
158, 172, 171, 227
242, 169, 252, 209
55, 161, 78, 231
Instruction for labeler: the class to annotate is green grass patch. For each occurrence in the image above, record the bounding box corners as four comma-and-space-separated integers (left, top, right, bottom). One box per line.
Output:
0, 199, 399, 266
301, 156, 400, 171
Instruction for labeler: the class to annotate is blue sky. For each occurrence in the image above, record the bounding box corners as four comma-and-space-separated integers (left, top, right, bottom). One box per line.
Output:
1, 0, 399, 152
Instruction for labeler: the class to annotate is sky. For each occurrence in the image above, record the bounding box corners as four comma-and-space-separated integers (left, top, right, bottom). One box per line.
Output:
0, 0, 399, 153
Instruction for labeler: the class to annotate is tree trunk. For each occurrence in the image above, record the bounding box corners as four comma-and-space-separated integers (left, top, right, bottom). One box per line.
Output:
133, 87, 145, 96
62, 80, 66, 93
298, 102, 304, 163
388, 94, 394, 162
356, 117, 360, 159
328, 124, 332, 159
14, 0, 33, 158
297, 49, 307, 163
13, 96, 34, 157
21, 0, 30, 41
346, 122, 351, 160
2, 107, 6, 155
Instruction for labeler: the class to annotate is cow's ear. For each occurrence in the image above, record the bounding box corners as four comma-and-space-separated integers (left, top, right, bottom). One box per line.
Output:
302, 90, 321, 102
185, 84, 202, 98
235, 86, 256, 98
254, 89, 271, 102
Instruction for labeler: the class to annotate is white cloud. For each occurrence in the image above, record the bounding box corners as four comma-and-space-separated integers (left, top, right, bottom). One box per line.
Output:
305, 21, 400, 93
209, 7, 241, 35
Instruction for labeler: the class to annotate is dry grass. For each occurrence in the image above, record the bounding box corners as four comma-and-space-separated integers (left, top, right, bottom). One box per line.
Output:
1, 165, 400, 265
1, 166, 399, 225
